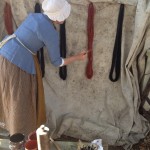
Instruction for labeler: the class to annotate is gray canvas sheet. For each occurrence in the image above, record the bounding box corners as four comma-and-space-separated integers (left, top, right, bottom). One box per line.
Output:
0, 0, 150, 149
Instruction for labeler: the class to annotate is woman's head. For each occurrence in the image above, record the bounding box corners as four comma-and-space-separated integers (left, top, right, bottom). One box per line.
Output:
42, 0, 71, 22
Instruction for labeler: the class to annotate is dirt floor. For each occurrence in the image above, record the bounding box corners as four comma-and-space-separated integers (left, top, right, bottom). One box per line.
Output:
57, 133, 150, 150
1, 124, 150, 149
102, 132, 150, 150
1, 128, 150, 149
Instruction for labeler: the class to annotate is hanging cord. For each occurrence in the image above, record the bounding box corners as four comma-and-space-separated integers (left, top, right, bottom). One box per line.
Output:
109, 4, 125, 82
4, 2, 14, 34
35, 2, 45, 78
59, 21, 67, 80
86, 2, 95, 79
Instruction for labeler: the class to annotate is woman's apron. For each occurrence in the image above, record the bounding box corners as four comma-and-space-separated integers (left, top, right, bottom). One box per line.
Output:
0, 34, 46, 128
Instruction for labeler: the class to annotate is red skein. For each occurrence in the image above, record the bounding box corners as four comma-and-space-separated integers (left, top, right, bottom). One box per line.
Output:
4, 2, 14, 35
86, 2, 95, 79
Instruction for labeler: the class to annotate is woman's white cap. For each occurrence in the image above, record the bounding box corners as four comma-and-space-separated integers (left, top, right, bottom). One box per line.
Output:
42, 0, 71, 22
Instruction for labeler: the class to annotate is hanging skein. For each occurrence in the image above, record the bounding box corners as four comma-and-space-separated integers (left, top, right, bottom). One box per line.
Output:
109, 4, 125, 82
59, 21, 67, 80
35, 2, 41, 13
35, 2, 45, 78
85, 2, 95, 79
4, 1, 14, 34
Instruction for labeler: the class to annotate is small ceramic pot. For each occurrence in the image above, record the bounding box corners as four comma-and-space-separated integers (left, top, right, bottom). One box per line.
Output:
28, 131, 37, 141
25, 140, 38, 150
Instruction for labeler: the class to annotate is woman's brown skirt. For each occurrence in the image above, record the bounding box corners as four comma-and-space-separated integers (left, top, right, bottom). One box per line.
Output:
0, 55, 37, 136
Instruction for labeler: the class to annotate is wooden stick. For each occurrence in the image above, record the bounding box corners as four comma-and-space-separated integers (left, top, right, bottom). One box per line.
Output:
49, 137, 62, 150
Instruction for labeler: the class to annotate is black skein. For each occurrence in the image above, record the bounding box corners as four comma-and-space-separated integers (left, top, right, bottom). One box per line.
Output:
37, 48, 45, 77
59, 21, 67, 80
109, 4, 124, 82
35, 2, 45, 78
35, 3, 41, 13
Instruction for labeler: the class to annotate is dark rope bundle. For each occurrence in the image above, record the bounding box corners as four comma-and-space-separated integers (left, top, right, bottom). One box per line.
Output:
4, 2, 14, 34
59, 21, 67, 80
86, 2, 95, 79
109, 4, 125, 82
35, 2, 45, 78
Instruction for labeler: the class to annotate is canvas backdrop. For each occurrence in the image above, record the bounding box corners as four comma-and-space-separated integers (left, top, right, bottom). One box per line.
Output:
0, 0, 150, 149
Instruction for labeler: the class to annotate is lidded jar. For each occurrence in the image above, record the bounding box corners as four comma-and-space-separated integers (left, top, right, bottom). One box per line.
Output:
9, 133, 25, 150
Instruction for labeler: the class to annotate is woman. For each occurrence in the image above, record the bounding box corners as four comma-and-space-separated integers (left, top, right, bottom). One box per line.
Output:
0, 0, 87, 136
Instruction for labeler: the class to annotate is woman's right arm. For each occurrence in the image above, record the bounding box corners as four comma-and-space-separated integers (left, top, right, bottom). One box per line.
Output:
62, 51, 87, 66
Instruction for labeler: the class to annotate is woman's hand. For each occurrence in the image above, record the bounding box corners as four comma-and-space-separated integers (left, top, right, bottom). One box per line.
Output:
63, 50, 87, 66
75, 50, 88, 61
